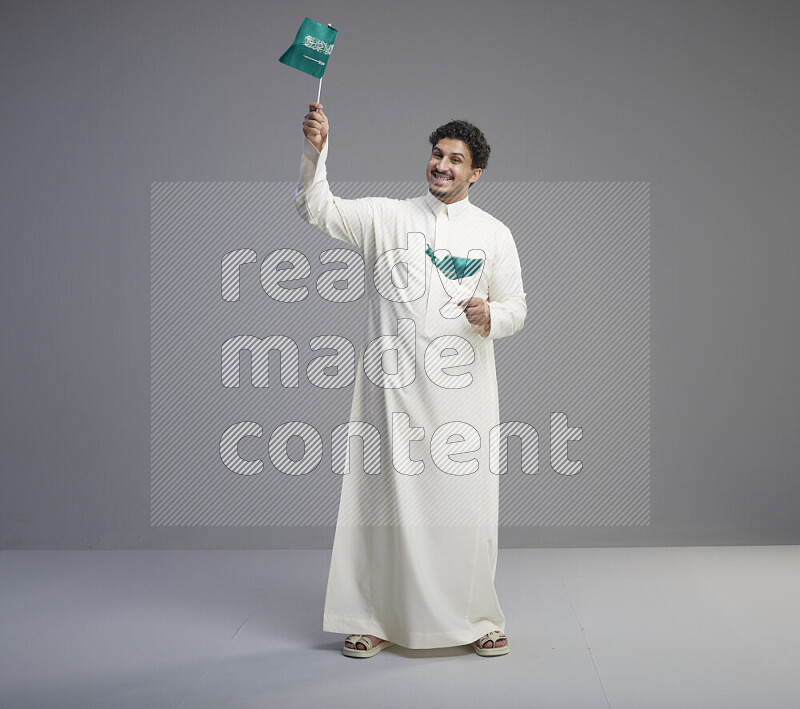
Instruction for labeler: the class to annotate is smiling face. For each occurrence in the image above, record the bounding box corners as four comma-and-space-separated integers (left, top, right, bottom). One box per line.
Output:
426, 138, 482, 204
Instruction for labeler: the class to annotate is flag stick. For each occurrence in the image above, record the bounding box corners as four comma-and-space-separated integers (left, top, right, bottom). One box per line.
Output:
316, 24, 332, 104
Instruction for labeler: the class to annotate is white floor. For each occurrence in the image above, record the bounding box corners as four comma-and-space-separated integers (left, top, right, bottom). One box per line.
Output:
1, 546, 798, 709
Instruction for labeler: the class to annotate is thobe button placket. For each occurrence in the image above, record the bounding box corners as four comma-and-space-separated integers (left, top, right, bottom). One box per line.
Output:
435, 206, 450, 250
423, 207, 450, 337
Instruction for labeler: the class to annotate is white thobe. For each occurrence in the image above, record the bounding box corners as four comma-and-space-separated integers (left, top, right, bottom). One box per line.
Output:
295, 136, 527, 649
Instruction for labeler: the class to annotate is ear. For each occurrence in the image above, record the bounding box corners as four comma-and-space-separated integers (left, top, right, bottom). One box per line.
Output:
469, 167, 482, 184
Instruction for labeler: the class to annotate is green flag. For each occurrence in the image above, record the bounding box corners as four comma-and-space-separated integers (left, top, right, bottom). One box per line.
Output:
279, 18, 338, 80
425, 244, 484, 280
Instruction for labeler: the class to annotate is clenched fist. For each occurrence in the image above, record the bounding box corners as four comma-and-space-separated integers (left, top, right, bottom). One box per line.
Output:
458, 297, 492, 330
303, 102, 328, 152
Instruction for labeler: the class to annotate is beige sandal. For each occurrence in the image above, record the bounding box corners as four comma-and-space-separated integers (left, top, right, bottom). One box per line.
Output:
342, 634, 395, 658
472, 630, 510, 656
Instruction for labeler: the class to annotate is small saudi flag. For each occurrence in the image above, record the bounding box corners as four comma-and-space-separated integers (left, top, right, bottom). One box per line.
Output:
279, 17, 338, 80
425, 244, 484, 280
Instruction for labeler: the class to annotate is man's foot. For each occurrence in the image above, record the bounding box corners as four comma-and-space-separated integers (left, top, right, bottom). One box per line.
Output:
472, 630, 510, 656
345, 634, 385, 651
477, 631, 507, 649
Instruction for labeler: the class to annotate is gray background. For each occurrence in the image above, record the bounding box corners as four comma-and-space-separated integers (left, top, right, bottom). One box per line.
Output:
1, 0, 797, 548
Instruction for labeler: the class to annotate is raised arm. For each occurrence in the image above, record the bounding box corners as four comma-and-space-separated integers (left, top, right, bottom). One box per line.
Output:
295, 103, 377, 253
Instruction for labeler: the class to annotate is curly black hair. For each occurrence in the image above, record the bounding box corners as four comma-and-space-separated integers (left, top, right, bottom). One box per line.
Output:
428, 120, 491, 171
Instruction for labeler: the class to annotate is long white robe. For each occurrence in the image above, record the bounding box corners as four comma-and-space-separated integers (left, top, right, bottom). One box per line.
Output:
295, 136, 527, 649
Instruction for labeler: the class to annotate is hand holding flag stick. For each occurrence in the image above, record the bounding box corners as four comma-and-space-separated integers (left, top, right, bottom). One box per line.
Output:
279, 17, 337, 103
302, 102, 328, 152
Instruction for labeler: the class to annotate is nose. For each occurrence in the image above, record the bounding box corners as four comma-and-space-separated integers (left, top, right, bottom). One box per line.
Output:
434, 157, 449, 173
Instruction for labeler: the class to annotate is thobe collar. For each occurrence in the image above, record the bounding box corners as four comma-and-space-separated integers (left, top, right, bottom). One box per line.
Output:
423, 190, 471, 219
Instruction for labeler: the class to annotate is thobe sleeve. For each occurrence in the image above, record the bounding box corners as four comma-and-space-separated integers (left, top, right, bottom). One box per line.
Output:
476, 227, 527, 340
295, 136, 377, 253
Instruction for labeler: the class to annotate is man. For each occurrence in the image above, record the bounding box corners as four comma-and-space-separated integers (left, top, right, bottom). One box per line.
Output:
297, 103, 526, 657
